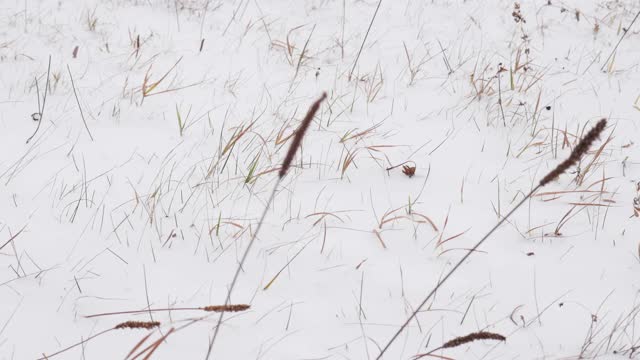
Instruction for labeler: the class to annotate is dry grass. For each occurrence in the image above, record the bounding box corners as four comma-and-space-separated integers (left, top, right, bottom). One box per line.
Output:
5, 1, 636, 359
413, 331, 506, 359
376, 118, 609, 359
206, 92, 326, 359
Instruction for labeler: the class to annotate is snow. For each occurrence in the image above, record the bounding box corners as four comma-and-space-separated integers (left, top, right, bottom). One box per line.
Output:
1, 0, 639, 359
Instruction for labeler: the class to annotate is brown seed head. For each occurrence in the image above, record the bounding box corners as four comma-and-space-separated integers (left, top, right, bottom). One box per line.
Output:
442, 331, 506, 349
202, 304, 250, 312
114, 321, 160, 330
279, 92, 327, 178
539, 118, 607, 186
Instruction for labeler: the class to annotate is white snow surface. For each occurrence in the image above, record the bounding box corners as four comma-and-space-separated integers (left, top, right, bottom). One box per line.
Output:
1, 0, 640, 359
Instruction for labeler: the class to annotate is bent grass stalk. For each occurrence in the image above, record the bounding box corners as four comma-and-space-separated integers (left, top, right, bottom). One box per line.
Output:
205, 92, 326, 359
376, 118, 607, 359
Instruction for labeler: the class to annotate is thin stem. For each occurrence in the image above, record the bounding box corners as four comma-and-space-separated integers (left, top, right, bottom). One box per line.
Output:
37, 328, 113, 359
376, 118, 606, 357
67, 64, 94, 141
205, 178, 281, 359
85, 308, 179, 318
376, 185, 540, 359
348, 0, 383, 81
600, 9, 640, 71
204, 93, 324, 359
85, 305, 247, 318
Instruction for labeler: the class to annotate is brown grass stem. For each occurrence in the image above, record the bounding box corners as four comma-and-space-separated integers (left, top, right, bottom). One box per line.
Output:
376, 186, 537, 359
206, 91, 325, 359
205, 181, 279, 359
84, 304, 250, 318
376, 119, 607, 359
348, 0, 383, 81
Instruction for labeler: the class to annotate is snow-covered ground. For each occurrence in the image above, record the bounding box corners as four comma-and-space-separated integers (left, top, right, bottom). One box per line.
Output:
1, 0, 639, 359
